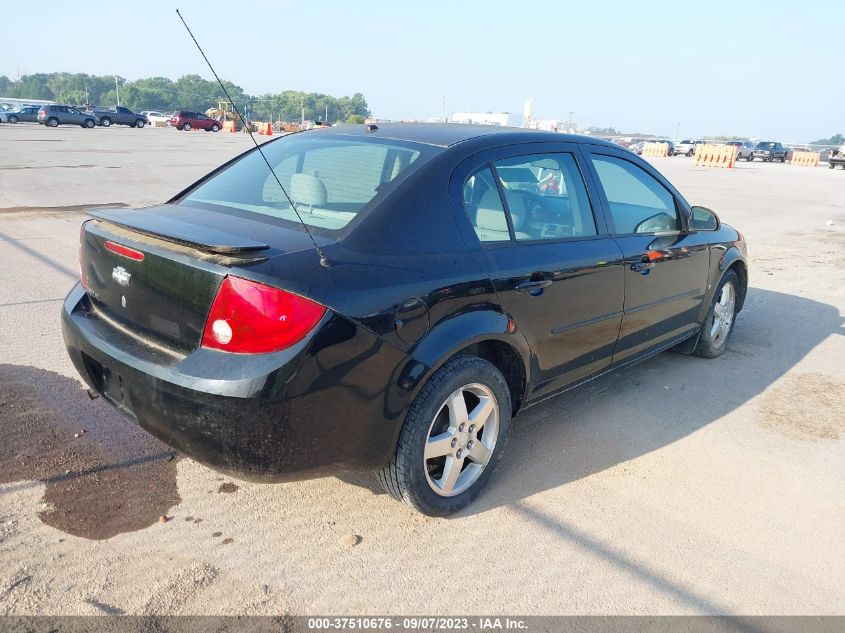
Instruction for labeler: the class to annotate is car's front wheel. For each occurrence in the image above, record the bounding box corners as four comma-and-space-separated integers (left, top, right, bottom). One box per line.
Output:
695, 270, 739, 358
747, 154, 754, 161
211, 124, 219, 132
100, 117, 111, 127
8, 115, 18, 124
135, 119, 145, 128
83, 119, 95, 128
377, 355, 511, 516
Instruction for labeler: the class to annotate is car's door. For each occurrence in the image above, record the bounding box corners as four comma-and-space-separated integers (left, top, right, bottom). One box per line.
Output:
451, 143, 625, 400
584, 147, 710, 367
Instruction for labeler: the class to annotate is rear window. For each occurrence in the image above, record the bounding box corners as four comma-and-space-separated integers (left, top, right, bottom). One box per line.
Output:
181, 134, 432, 234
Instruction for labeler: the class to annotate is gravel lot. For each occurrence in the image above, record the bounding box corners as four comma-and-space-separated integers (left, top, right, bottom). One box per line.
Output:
1, 124, 843, 616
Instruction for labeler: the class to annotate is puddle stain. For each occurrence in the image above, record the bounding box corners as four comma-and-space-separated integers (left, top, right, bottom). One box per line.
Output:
0, 364, 180, 540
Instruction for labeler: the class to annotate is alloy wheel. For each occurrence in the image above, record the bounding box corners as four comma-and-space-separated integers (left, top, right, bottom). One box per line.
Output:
423, 383, 500, 497
710, 282, 736, 348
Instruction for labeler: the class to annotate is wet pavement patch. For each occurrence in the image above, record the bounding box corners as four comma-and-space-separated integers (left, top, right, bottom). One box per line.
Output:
0, 364, 180, 539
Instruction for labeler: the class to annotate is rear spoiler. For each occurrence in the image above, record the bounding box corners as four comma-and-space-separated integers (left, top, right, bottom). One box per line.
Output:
89, 207, 270, 255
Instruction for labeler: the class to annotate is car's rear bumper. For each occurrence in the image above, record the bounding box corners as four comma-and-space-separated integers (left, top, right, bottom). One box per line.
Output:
61, 284, 415, 481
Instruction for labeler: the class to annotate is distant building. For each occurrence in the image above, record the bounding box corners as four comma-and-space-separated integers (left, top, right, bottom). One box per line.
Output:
451, 111, 520, 127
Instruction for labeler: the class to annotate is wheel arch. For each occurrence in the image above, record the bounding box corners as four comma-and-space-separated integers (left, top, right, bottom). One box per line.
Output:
409, 310, 531, 416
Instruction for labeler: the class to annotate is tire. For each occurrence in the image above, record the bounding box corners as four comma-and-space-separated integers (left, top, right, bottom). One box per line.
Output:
135, 119, 145, 128
687, 149, 694, 157
83, 119, 95, 128
211, 124, 219, 132
183, 122, 192, 131
694, 270, 739, 359
8, 115, 18, 124
47, 117, 59, 127
376, 355, 512, 516
829, 163, 835, 169
780, 155, 786, 163
747, 154, 754, 161
100, 117, 111, 127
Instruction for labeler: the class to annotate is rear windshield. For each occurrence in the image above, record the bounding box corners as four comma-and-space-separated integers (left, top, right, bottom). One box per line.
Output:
181, 134, 432, 235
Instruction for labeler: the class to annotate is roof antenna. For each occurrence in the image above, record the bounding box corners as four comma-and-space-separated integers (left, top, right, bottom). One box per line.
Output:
175, 9, 331, 268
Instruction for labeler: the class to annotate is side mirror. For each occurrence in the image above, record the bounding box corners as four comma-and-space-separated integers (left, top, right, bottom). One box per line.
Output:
690, 206, 720, 231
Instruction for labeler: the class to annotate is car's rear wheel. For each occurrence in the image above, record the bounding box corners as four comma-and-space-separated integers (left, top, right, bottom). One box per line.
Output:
377, 355, 511, 516
183, 122, 192, 131
47, 117, 59, 127
695, 270, 739, 358
687, 149, 694, 157
747, 154, 754, 161
8, 115, 18, 124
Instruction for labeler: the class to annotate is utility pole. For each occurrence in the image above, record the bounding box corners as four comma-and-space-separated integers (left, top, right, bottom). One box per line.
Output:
675, 122, 680, 139
114, 76, 120, 107
85, 82, 89, 107
568, 111, 574, 133
300, 94, 305, 126
325, 104, 328, 123
441, 95, 447, 123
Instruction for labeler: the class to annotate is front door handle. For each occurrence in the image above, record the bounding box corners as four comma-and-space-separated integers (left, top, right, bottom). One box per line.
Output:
630, 261, 655, 274
515, 279, 553, 295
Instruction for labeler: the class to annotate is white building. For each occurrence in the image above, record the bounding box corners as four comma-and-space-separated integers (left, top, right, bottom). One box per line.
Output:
450, 111, 520, 127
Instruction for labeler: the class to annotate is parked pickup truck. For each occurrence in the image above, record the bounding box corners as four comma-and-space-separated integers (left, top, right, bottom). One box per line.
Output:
92, 106, 148, 128
749, 141, 787, 162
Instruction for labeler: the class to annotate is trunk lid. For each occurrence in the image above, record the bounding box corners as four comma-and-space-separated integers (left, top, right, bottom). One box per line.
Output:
80, 204, 328, 352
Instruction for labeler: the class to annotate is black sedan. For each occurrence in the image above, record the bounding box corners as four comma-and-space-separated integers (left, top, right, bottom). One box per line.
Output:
63, 124, 748, 516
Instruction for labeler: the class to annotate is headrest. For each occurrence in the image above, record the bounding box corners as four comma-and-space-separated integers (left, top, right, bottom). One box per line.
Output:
475, 190, 523, 230
290, 173, 327, 207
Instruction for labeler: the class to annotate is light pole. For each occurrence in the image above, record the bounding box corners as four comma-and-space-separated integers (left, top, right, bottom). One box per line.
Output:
114, 76, 120, 107
675, 122, 680, 139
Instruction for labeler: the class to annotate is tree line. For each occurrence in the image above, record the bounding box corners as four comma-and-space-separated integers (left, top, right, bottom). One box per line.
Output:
0, 73, 370, 124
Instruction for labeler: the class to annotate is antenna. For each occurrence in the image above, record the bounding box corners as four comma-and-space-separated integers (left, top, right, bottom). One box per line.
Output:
175, 9, 331, 268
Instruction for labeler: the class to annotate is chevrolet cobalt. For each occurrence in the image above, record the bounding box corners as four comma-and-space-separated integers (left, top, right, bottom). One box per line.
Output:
63, 124, 747, 516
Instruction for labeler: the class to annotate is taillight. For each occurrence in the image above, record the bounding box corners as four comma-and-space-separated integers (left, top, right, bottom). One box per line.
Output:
201, 276, 326, 354
104, 240, 144, 261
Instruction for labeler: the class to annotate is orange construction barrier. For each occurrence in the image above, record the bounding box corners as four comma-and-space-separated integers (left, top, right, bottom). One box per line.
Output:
789, 151, 820, 167
694, 144, 737, 168
642, 142, 669, 157
222, 120, 236, 133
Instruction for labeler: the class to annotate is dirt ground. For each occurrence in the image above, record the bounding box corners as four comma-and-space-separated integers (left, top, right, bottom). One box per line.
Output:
0, 125, 843, 616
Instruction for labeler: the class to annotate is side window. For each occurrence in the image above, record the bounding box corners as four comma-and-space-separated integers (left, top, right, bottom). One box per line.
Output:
590, 155, 680, 234
464, 167, 510, 242
493, 153, 596, 240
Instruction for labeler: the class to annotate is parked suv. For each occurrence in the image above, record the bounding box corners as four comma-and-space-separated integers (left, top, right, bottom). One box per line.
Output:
725, 141, 755, 161
170, 111, 221, 132
37, 105, 98, 128
675, 139, 705, 157
749, 141, 787, 162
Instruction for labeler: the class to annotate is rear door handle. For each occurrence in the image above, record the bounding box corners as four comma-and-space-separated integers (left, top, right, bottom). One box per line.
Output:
515, 279, 553, 294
